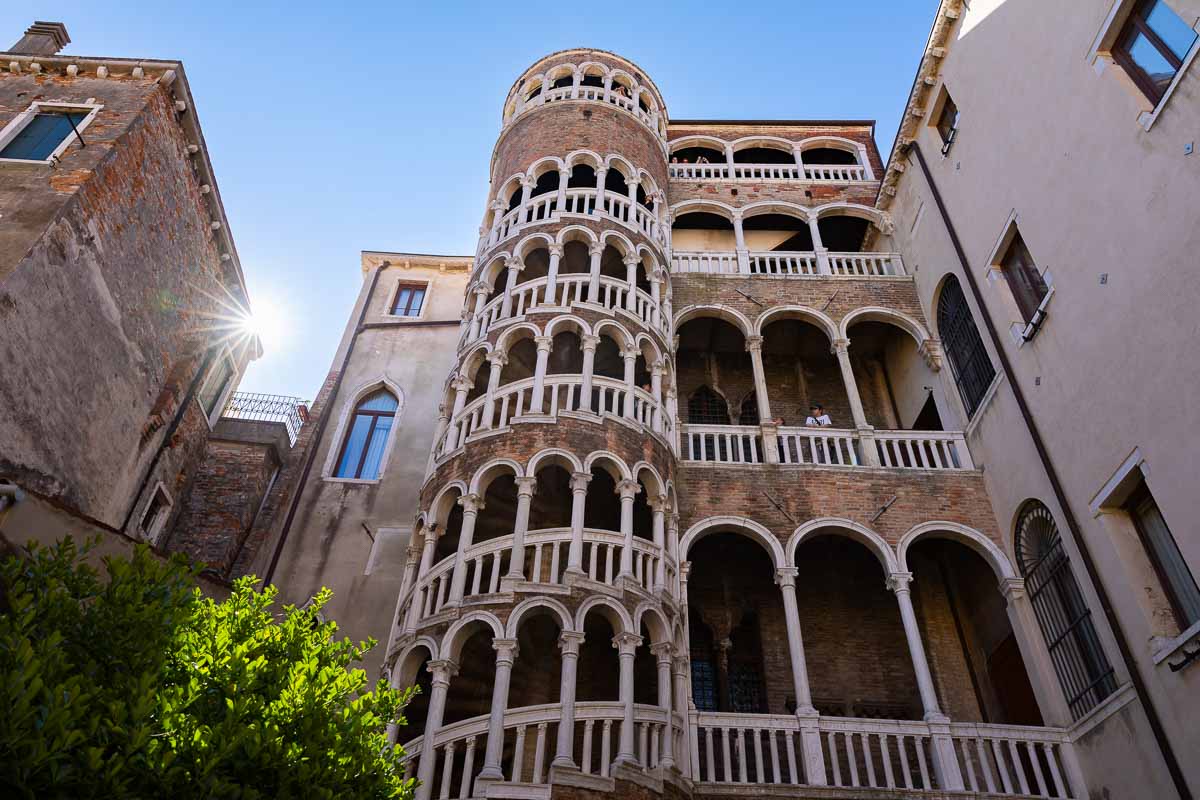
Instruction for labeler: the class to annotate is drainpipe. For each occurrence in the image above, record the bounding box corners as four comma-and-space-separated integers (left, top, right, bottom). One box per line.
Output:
263, 263, 385, 585
904, 140, 1190, 800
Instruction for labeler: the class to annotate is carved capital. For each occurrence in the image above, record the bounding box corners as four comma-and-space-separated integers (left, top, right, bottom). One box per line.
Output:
624, 175, 640, 187
831, 337, 850, 355
581, 334, 601, 351
612, 631, 643, 655
534, 335, 553, 352
621, 347, 640, 361
647, 493, 670, 513
650, 642, 674, 663
492, 638, 520, 665
999, 576, 1026, 604
588, 242, 605, 257
451, 375, 474, 393
775, 566, 799, 588
520, 175, 537, 189
458, 492, 486, 514
514, 476, 538, 496
547, 244, 564, 257
486, 351, 509, 367
427, 658, 459, 686
505, 257, 524, 272
919, 338, 943, 372
615, 478, 641, 500
886, 571, 914, 595
559, 630, 586, 655
570, 471, 593, 493
744, 335, 764, 353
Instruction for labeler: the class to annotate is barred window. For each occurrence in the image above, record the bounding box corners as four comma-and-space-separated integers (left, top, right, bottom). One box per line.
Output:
937, 276, 995, 417
688, 385, 730, 425
1016, 501, 1117, 719
690, 658, 718, 712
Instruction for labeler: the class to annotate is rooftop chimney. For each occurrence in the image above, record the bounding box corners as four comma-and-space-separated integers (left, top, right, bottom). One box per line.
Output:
7, 21, 70, 56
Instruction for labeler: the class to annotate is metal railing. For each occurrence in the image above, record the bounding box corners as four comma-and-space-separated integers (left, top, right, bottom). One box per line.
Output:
220, 392, 308, 444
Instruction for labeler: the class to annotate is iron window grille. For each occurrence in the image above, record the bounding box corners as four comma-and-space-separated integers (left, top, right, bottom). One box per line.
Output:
688, 386, 730, 425
937, 276, 996, 417
1016, 501, 1117, 719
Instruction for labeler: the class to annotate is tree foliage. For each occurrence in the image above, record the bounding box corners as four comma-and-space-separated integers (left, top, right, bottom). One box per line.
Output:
0, 538, 415, 799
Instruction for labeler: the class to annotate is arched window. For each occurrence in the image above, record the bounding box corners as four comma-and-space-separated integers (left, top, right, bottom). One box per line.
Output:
738, 391, 760, 426
688, 386, 730, 425
1016, 501, 1116, 719
938, 276, 996, 417
334, 389, 398, 479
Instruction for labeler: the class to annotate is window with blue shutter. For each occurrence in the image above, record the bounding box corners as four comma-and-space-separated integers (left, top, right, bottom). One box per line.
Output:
0, 112, 88, 161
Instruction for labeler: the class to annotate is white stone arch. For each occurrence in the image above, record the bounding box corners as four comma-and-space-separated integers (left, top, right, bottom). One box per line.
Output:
544, 62, 576, 86
544, 313, 592, 338
555, 224, 599, 248
429, 480, 467, 529
797, 135, 864, 163
514, 232, 556, 263
754, 304, 840, 342
599, 229, 637, 259
468, 457, 526, 495
565, 148, 604, 170
607, 67, 637, 92
839, 306, 933, 346
521, 72, 548, 100
730, 134, 797, 157
681, 515, 786, 570
458, 342, 493, 382
527, 447, 584, 476
576, 60, 610, 85
634, 332, 664, 365
634, 602, 671, 645
739, 199, 813, 223
478, 252, 514, 290
787, 517, 899, 575
584, 450, 633, 481
527, 155, 566, 182
496, 174, 527, 206
393, 636, 440, 687
669, 134, 728, 153
505, 596, 576, 638
442, 611, 504, 662
669, 198, 737, 223
632, 460, 666, 497
593, 318, 636, 351
811, 201, 885, 225
575, 594, 634, 635
674, 303, 754, 339
603, 153, 636, 180
897, 521, 1018, 581
494, 322, 542, 356
635, 168, 660, 198
321, 376, 405, 480
633, 85, 658, 113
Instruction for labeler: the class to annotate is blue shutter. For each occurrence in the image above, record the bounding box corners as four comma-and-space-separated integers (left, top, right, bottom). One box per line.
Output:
1, 112, 87, 160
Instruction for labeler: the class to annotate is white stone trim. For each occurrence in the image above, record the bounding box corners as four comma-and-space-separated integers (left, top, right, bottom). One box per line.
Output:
1088, 447, 1147, 516
197, 346, 239, 428
320, 376, 405, 481
138, 480, 174, 543
0, 100, 103, 165
384, 276, 432, 321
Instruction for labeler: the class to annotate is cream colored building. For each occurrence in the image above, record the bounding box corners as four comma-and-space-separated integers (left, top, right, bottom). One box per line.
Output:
879, 1, 1200, 798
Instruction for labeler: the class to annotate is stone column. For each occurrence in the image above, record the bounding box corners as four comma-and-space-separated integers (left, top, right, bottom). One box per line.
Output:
649, 495, 668, 591
528, 336, 553, 414
650, 361, 664, 433
505, 477, 537, 581
407, 524, 440, 631
489, 200, 507, 241
468, 285, 489, 340
776, 567, 827, 783
595, 167, 608, 210
669, 515, 683, 600
556, 167, 570, 210
622, 347, 638, 420
587, 243, 604, 303
792, 144, 806, 170
566, 471, 591, 574
427, 406, 450, 471
744, 335, 774, 422
500, 258, 523, 318
447, 494, 484, 605
481, 351, 508, 430
888, 572, 946, 720
613, 632, 643, 768
724, 144, 736, 175
672, 656, 692, 778
732, 211, 750, 273
553, 631, 586, 768
832, 338, 880, 466
543, 244, 563, 304
624, 256, 641, 312
648, 275, 662, 329
626, 174, 639, 207
415, 659, 458, 800
519, 175, 536, 221
809, 216, 831, 274
652, 194, 663, 240
580, 334, 600, 412
447, 376, 472, 451
476, 640, 520, 783
616, 479, 641, 580
651, 643, 675, 770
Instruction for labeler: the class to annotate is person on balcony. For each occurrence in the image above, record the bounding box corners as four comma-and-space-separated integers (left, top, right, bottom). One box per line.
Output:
805, 404, 832, 427
696, 155, 710, 164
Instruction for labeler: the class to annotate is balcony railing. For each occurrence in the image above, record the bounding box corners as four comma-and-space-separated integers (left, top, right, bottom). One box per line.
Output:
681, 425, 973, 471
511, 83, 664, 139
220, 391, 307, 444
482, 187, 665, 254
671, 249, 905, 277
669, 162, 869, 182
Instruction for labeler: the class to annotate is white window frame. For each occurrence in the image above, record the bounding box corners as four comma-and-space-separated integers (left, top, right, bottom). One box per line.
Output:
1087, 0, 1200, 131
197, 348, 239, 428
139, 481, 174, 542
386, 278, 432, 321
0, 100, 104, 165
982, 212, 1055, 346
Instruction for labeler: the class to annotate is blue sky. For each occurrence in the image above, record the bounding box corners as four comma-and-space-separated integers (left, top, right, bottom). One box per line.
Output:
3, 1, 937, 399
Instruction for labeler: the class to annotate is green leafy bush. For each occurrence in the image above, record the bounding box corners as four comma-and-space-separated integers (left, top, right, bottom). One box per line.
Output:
0, 538, 415, 799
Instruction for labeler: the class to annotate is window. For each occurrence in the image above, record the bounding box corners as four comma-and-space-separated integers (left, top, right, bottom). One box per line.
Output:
139, 484, 173, 541
197, 353, 236, 421
391, 282, 427, 317
998, 229, 1049, 324
1126, 485, 1200, 629
687, 386, 730, 425
934, 91, 959, 150
1016, 501, 1117, 719
1113, 0, 1199, 104
0, 103, 100, 163
938, 275, 996, 417
334, 389, 398, 480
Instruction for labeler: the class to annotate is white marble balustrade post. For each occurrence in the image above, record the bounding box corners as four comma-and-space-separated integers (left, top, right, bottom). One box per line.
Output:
616, 479, 640, 580
447, 494, 484, 605
553, 631, 585, 768
476, 639, 520, 783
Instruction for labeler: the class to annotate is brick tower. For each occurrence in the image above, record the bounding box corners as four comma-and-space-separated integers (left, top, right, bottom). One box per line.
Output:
386, 49, 1087, 800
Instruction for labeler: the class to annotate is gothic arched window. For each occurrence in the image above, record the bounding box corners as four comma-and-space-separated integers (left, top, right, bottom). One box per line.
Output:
738, 391, 760, 426
937, 275, 995, 417
688, 386, 730, 425
1015, 500, 1116, 718
334, 389, 398, 480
